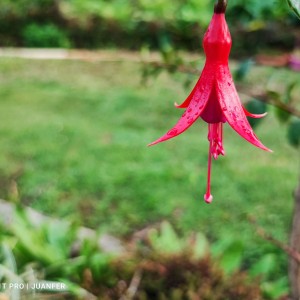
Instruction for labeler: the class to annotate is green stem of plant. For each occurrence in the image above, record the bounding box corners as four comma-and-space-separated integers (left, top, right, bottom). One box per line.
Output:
214, 0, 228, 13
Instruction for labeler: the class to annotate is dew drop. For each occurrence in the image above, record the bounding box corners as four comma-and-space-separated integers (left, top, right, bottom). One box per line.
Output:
182, 112, 186, 117
230, 111, 237, 120
227, 82, 231, 86
241, 124, 251, 134
187, 108, 192, 113
167, 129, 178, 135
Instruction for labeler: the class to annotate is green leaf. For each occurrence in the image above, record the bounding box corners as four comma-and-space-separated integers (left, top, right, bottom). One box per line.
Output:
234, 59, 253, 81
89, 253, 112, 282
149, 222, 184, 255
219, 240, 244, 274
287, 0, 300, 19
272, 81, 295, 123
287, 119, 300, 148
45, 220, 76, 258
192, 232, 209, 259
249, 253, 277, 279
261, 277, 289, 299
60, 279, 97, 299
212, 237, 244, 275
283, 81, 297, 104
12, 209, 63, 264
1, 243, 17, 274
275, 107, 291, 123
245, 99, 267, 128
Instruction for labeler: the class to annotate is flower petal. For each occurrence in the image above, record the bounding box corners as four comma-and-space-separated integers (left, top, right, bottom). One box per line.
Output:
216, 65, 272, 152
149, 71, 213, 146
243, 107, 267, 119
175, 72, 204, 108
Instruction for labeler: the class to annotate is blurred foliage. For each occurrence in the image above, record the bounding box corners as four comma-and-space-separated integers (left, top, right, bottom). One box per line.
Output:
0, 208, 102, 299
22, 23, 71, 48
287, 0, 300, 19
287, 118, 300, 147
91, 221, 287, 299
0, 0, 298, 53
58, 0, 293, 26
0, 213, 286, 299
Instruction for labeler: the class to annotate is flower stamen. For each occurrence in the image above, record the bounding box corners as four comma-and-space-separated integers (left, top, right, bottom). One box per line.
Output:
204, 123, 224, 203
204, 144, 213, 204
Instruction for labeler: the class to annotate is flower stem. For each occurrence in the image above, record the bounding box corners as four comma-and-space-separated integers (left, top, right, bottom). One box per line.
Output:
214, 0, 228, 13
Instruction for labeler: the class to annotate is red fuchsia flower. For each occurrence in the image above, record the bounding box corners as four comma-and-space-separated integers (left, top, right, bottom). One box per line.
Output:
149, 2, 271, 203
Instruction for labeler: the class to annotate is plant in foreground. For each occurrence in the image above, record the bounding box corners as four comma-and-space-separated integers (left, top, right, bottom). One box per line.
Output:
149, 1, 271, 203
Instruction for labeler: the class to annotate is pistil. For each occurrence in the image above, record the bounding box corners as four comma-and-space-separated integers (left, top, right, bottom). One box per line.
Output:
204, 123, 225, 203
204, 143, 213, 203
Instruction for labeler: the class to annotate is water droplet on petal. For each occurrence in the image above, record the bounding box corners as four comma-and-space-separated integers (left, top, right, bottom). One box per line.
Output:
182, 112, 186, 117
167, 129, 178, 135
227, 82, 231, 86
240, 123, 251, 134
230, 112, 237, 120
187, 108, 192, 113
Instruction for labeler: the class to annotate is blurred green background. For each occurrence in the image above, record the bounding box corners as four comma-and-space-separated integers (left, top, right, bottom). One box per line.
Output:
0, 0, 298, 55
0, 0, 299, 299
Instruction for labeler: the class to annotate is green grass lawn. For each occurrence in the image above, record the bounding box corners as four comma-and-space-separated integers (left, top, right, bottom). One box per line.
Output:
0, 56, 298, 269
